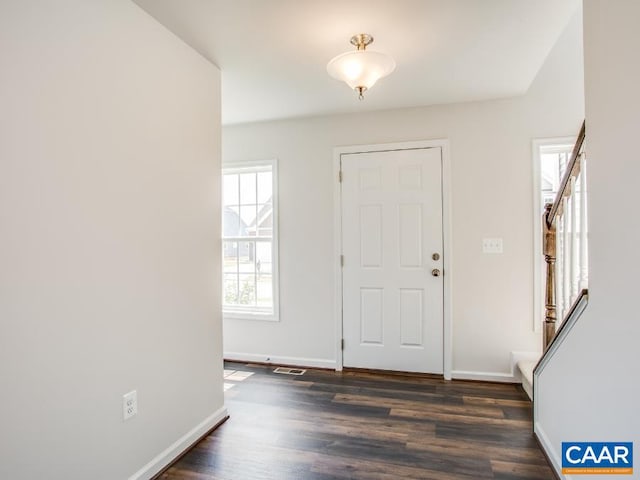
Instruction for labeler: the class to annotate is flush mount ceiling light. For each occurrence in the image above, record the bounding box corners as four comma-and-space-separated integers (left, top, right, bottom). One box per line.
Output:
327, 33, 396, 100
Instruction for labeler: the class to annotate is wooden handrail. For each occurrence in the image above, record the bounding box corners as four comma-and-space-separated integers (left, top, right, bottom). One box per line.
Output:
546, 121, 586, 226
542, 120, 587, 350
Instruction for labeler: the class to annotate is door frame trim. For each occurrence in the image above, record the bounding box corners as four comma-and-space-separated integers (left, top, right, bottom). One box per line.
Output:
333, 139, 452, 379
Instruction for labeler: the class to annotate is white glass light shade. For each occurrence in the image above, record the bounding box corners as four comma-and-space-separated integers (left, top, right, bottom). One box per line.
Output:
327, 50, 396, 90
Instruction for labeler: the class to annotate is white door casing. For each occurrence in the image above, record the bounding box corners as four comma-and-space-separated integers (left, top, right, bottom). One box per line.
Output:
340, 147, 444, 374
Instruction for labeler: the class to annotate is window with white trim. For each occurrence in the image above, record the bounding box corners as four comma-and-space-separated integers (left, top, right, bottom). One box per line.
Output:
532, 139, 573, 331
539, 144, 572, 211
222, 160, 278, 320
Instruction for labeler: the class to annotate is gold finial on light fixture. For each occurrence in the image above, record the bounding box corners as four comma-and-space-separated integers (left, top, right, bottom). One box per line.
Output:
350, 33, 373, 50
327, 33, 395, 100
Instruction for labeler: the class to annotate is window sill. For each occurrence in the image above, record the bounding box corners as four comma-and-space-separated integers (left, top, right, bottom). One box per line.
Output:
223, 311, 279, 322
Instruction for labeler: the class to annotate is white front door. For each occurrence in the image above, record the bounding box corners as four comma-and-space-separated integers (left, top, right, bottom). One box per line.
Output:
341, 147, 443, 374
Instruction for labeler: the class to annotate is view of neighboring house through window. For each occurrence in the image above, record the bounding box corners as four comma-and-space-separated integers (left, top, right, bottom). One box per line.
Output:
222, 160, 278, 320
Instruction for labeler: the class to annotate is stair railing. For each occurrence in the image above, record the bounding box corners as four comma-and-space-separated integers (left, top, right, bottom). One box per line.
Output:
543, 121, 587, 350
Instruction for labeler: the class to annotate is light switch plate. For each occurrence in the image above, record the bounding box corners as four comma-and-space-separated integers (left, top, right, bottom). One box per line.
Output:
482, 238, 503, 254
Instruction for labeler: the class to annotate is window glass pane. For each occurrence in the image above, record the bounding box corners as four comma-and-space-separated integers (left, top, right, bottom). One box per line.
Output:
237, 241, 255, 274
540, 150, 572, 210
237, 274, 256, 305
239, 172, 256, 205
256, 241, 272, 274
223, 274, 238, 305
257, 274, 273, 307
541, 153, 562, 192
223, 206, 242, 237
223, 174, 239, 206
256, 203, 273, 237
223, 241, 238, 273
257, 171, 272, 204
240, 206, 258, 235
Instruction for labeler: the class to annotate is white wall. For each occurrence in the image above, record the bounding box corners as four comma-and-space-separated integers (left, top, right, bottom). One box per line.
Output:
0, 1, 224, 479
535, 1, 640, 476
222, 9, 584, 378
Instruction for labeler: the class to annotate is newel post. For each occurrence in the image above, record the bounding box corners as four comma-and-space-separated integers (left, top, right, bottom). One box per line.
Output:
543, 203, 557, 350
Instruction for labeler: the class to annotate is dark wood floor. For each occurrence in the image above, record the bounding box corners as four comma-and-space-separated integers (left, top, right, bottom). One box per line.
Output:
160, 362, 553, 480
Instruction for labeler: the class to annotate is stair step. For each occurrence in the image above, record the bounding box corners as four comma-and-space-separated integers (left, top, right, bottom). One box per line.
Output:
517, 360, 536, 400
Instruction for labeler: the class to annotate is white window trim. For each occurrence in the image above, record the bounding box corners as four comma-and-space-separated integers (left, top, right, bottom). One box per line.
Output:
531, 138, 573, 333
222, 159, 279, 322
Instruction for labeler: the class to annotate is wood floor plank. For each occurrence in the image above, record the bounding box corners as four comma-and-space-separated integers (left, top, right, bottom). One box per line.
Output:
435, 423, 540, 449
272, 431, 494, 478
332, 392, 506, 418
161, 470, 217, 480
491, 460, 556, 479
435, 383, 525, 400
311, 381, 465, 406
389, 407, 531, 428
159, 361, 555, 479
406, 437, 550, 465
310, 453, 489, 480
462, 395, 532, 408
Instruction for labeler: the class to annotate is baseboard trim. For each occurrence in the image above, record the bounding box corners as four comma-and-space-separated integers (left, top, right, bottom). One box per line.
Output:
129, 406, 228, 480
224, 352, 337, 370
534, 421, 563, 479
226, 357, 515, 382
451, 370, 516, 383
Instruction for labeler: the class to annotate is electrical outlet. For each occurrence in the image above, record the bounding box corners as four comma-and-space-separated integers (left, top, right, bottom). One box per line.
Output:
482, 237, 503, 254
123, 390, 137, 421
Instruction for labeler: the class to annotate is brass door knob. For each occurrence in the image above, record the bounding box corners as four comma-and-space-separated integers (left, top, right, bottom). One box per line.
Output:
432, 269, 441, 277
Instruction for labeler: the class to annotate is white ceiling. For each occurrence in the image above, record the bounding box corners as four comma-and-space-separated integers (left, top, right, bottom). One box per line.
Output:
133, 0, 580, 125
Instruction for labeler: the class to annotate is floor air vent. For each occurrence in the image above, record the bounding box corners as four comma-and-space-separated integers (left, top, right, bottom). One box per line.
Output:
273, 367, 306, 376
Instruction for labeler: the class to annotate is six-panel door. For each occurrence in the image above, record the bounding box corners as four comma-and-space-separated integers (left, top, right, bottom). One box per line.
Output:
341, 147, 444, 373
